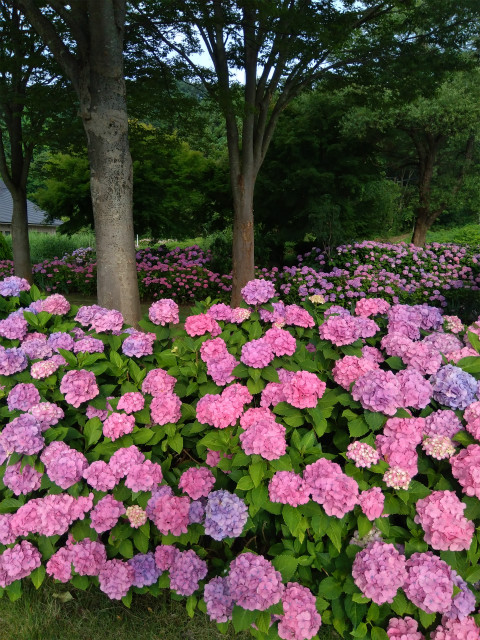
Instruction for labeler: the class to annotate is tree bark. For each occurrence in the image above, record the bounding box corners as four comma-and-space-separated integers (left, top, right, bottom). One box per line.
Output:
231, 172, 255, 307
411, 213, 429, 247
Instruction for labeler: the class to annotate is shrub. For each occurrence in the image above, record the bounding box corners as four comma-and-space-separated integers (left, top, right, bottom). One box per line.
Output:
0, 277, 480, 638
0, 235, 12, 261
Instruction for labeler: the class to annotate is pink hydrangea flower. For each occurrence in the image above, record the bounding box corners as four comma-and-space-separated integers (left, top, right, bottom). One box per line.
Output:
396, 368, 432, 410
124, 460, 163, 492
3, 461, 42, 496
333, 356, 379, 390
46, 547, 73, 583
451, 445, 480, 498
422, 436, 455, 460
41, 294, 70, 315
424, 410, 462, 438
141, 368, 176, 396
40, 441, 88, 489
304, 458, 358, 517
0, 540, 42, 587
204, 576, 234, 623
108, 445, 145, 480
358, 487, 385, 520
383, 466, 412, 490
240, 338, 275, 368
268, 472, 310, 507
10, 493, 93, 538
352, 541, 407, 605
90, 495, 126, 533
277, 582, 322, 640
346, 441, 380, 468
415, 491, 474, 551
148, 493, 190, 536
103, 412, 135, 441
352, 369, 402, 415
355, 297, 390, 317
239, 417, 287, 460
83, 461, 117, 491
319, 314, 361, 346
126, 505, 147, 528
282, 371, 326, 409
149, 298, 179, 325
241, 279, 276, 305
264, 327, 297, 357
117, 392, 144, 414
150, 392, 181, 425
154, 544, 180, 571
7, 383, 40, 411
178, 467, 215, 500
169, 549, 208, 596
60, 369, 99, 407
196, 384, 252, 429
30, 358, 62, 379
98, 559, 134, 600
71, 539, 107, 575
184, 313, 221, 337
387, 617, 424, 640
404, 552, 453, 614
227, 552, 284, 611
430, 617, 480, 640
29, 402, 64, 430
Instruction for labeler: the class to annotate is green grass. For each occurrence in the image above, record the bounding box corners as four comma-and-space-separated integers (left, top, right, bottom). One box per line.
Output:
0, 581, 338, 640
5, 231, 96, 264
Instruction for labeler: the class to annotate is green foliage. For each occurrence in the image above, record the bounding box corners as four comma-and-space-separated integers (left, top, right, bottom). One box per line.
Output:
31, 123, 230, 240
4, 232, 95, 264
0, 234, 12, 261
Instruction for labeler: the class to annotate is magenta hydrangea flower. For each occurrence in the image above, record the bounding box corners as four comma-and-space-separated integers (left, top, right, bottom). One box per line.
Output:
415, 491, 474, 551
241, 279, 276, 305
103, 412, 136, 441
304, 458, 358, 517
117, 392, 144, 414
178, 467, 215, 500
228, 553, 284, 611
358, 487, 385, 520
0, 540, 42, 587
149, 298, 179, 325
150, 392, 182, 425
200, 337, 239, 386
169, 549, 208, 596
184, 313, 221, 337
3, 461, 42, 496
264, 327, 297, 357
74, 337, 105, 354
396, 368, 433, 410
98, 559, 134, 600
204, 490, 248, 540
319, 314, 361, 346
387, 617, 424, 640
196, 384, 252, 429
346, 441, 380, 468
0, 514, 16, 545
277, 582, 322, 640
60, 369, 99, 407
404, 552, 454, 614
352, 541, 407, 605
204, 576, 234, 623
89, 308, 124, 334
90, 495, 126, 533
7, 383, 40, 411
268, 471, 310, 507
355, 297, 391, 317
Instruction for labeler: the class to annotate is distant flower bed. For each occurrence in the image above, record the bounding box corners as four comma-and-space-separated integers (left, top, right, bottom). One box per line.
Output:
0, 241, 479, 310
0, 276, 479, 638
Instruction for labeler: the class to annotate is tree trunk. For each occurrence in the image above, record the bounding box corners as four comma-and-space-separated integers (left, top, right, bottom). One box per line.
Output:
231, 173, 255, 307
11, 187, 32, 283
411, 211, 429, 247
82, 105, 140, 326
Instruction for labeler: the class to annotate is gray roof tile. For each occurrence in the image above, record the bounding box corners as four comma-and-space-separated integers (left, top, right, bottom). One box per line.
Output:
0, 181, 62, 226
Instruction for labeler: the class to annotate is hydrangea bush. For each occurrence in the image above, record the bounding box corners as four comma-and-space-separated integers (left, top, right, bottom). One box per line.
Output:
0, 275, 479, 639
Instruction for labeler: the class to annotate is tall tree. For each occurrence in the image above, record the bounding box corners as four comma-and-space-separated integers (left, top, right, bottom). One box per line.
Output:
17, 0, 141, 325
343, 70, 480, 245
132, 0, 477, 304
0, 1, 65, 282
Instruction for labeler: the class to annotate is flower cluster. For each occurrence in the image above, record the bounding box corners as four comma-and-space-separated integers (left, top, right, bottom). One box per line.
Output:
415, 491, 474, 551
304, 458, 358, 518
352, 541, 407, 605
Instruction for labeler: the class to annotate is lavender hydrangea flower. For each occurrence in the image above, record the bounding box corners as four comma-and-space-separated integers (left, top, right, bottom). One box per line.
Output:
204, 490, 248, 540
430, 365, 478, 410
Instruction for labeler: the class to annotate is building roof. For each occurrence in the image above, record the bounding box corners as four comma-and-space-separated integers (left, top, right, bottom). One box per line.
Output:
0, 180, 62, 226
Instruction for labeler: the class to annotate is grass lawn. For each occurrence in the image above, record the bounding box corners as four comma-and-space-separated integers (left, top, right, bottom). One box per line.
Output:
0, 582, 338, 640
